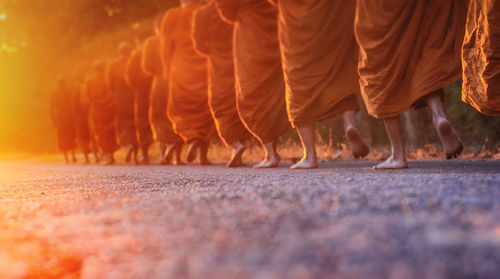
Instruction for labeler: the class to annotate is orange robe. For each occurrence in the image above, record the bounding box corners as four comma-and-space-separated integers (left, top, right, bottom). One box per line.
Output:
106, 56, 138, 146
274, 0, 360, 127
462, 0, 500, 115
215, 0, 290, 144
161, 3, 215, 143
355, 0, 468, 118
142, 35, 183, 144
50, 87, 77, 151
74, 89, 92, 153
192, 2, 251, 146
83, 71, 119, 154
126, 47, 154, 146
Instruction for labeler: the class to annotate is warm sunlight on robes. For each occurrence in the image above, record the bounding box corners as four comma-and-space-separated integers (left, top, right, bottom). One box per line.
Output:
275, 0, 360, 127
355, 0, 468, 118
50, 87, 77, 151
82, 71, 118, 154
462, 0, 500, 116
215, 0, 290, 144
126, 47, 154, 146
107, 56, 138, 146
142, 35, 183, 144
192, 2, 251, 147
161, 3, 215, 143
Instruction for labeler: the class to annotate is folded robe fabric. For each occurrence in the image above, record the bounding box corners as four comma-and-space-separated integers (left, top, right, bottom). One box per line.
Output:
126, 47, 154, 146
192, 2, 251, 147
106, 56, 138, 146
50, 87, 77, 151
161, 3, 215, 143
74, 89, 92, 153
462, 0, 500, 115
142, 35, 183, 144
82, 71, 119, 154
215, 0, 290, 144
274, 0, 360, 127
355, 0, 467, 119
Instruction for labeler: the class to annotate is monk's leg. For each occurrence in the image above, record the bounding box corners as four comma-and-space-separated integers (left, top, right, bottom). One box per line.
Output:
159, 144, 166, 161
174, 142, 184, 166
140, 144, 150, 165
94, 151, 100, 164
254, 141, 280, 169
63, 151, 69, 164
132, 144, 139, 165
199, 140, 211, 166
162, 144, 172, 165
125, 146, 133, 163
291, 124, 318, 169
227, 141, 246, 168
186, 139, 201, 163
374, 115, 408, 170
343, 111, 369, 158
83, 151, 90, 164
71, 149, 77, 163
424, 94, 463, 159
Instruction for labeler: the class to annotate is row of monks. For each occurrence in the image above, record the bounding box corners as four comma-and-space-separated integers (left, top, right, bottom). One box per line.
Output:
50, 0, 499, 169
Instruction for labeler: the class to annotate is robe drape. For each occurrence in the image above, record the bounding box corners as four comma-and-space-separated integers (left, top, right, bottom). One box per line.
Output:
462, 0, 500, 115
215, 0, 290, 144
192, 2, 251, 147
142, 35, 183, 144
161, 3, 215, 143
74, 89, 92, 153
83, 72, 119, 154
274, 0, 360, 127
106, 56, 138, 146
355, 0, 468, 119
50, 87, 77, 151
126, 47, 154, 146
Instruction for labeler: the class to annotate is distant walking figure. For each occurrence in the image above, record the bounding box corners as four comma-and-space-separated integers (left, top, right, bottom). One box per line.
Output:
161, 0, 216, 165
142, 18, 184, 165
126, 34, 154, 165
50, 78, 77, 164
107, 42, 139, 164
82, 61, 119, 165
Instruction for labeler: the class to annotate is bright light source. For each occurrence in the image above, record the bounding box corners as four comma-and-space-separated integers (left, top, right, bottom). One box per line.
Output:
0, 13, 6, 20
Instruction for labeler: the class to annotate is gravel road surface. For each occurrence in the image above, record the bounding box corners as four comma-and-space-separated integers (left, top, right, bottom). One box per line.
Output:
0, 160, 499, 279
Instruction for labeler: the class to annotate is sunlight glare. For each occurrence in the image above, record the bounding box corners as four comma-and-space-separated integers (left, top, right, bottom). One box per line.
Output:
0, 13, 6, 21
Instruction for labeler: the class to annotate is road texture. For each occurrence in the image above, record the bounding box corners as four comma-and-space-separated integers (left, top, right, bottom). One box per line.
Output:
0, 160, 499, 279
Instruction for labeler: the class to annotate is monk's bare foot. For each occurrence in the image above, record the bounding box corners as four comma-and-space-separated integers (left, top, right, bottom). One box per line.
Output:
290, 157, 318, 169
254, 156, 280, 169
346, 126, 369, 158
187, 140, 201, 163
103, 154, 115, 165
125, 148, 132, 163
373, 155, 408, 170
436, 119, 463, 159
140, 157, 150, 165
174, 160, 185, 166
227, 144, 246, 168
